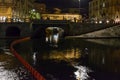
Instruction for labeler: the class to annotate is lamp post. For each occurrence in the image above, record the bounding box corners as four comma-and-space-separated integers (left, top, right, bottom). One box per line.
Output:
78, 0, 81, 22
78, 0, 80, 14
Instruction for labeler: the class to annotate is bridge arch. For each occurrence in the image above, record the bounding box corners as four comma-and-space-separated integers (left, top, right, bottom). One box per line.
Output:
46, 27, 64, 37
6, 26, 21, 37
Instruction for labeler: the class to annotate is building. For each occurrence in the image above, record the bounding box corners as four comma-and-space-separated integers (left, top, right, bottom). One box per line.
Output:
34, 3, 46, 14
0, 0, 34, 22
41, 13, 82, 22
89, 0, 120, 23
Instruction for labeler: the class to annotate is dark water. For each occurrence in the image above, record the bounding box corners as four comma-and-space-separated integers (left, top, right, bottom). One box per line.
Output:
0, 38, 120, 80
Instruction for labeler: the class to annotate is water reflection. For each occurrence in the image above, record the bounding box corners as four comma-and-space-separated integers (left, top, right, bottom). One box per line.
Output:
4, 37, 120, 80
86, 39, 120, 47
47, 48, 81, 60
74, 65, 91, 80
32, 52, 37, 66
31, 48, 81, 65
30, 38, 120, 80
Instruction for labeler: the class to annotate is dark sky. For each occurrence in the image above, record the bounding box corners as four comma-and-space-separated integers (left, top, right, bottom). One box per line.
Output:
36, 0, 90, 15
36, 0, 89, 9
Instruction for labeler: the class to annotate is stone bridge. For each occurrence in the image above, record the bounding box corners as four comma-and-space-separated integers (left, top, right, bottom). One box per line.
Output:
32, 20, 70, 37
0, 22, 32, 38
0, 21, 119, 38
0, 20, 70, 38
32, 20, 119, 37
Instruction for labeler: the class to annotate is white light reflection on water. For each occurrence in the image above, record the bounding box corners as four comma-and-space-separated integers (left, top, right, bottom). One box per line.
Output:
0, 52, 33, 80
33, 52, 37, 65
0, 62, 19, 80
74, 65, 91, 80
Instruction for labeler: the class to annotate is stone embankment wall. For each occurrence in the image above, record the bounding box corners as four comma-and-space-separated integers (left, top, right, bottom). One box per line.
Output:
69, 23, 120, 37
78, 25, 120, 38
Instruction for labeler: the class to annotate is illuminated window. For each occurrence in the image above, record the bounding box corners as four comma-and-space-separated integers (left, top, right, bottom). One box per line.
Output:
102, 2, 105, 7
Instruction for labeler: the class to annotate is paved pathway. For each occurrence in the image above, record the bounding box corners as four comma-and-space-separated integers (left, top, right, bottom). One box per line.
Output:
0, 51, 35, 80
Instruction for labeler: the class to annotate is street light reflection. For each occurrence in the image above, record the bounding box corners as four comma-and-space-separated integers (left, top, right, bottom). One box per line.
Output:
74, 65, 91, 80
0, 62, 19, 80
33, 52, 37, 65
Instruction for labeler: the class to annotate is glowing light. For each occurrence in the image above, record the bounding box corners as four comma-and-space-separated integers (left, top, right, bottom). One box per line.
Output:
46, 37, 49, 42
106, 20, 109, 23
32, 9, 35, 12
74, 65, 91, 80
53, 33, 59, 43
41, 14, 81, 22
49, 35, 52, 43
99, 21, 102, 24
33, 52, 37, 65
0, 62, 19, 80
0, 16, 7, 22
95, 21, 98, 24
102, 2, 105, 7
102, 57, 105, 64
115, 18, 120, 23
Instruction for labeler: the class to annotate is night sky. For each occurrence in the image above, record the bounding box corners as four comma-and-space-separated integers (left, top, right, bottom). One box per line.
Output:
36, 0, 89, 8
36, 0, 90, 15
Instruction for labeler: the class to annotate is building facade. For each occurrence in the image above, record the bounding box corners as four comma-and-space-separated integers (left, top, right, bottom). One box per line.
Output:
0, 0, 34, 22
34, 3, 46, 14
89, 0, 120, 23
41, 14, 82, 22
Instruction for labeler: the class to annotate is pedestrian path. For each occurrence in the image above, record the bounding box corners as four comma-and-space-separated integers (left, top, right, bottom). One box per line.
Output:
0, 49, 35, 80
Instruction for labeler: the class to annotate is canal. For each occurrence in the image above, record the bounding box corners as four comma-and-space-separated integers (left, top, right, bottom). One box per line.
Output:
0, 37, 120, 80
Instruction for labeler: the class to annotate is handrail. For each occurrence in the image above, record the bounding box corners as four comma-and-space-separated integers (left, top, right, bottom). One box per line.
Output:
10, 37, 45, 80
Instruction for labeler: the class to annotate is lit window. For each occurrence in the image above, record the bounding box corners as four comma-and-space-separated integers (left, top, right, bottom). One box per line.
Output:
102, 2, 105, 7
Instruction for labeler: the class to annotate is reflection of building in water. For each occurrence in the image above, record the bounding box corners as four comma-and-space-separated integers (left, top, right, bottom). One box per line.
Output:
0, 0, 34, 22
44, 48, 81, 60
41, 14, 82, 22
